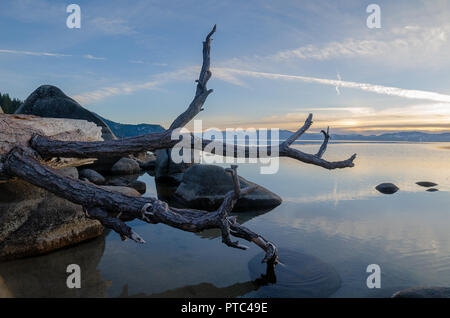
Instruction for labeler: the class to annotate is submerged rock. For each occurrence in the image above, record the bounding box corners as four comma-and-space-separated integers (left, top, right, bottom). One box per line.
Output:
426, 188, 439, 192
375, 183, 399, 194
392, 286, 450, 298
416, 181, 438, 188
110, 158, 141, 175
248, 248, 341, 298
79, 169, 106, 185
0, 180, 103, 261
172, 164, 282, 211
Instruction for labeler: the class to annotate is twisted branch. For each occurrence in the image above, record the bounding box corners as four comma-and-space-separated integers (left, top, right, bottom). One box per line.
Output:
1, 25, 353, 266
2, 147, 277, 263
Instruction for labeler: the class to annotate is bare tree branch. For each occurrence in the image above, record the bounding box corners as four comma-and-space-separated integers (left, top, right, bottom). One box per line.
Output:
2, 147, 278, 263
29, 26, 356, 171
169, 24, 216, 130
0, 25, 353, 266
316, 126, 330, 158
31, 114, 356, 170
280, 113, 313, 148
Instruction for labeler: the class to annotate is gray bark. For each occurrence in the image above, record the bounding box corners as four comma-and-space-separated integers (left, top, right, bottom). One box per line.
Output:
0, 25, 356, 266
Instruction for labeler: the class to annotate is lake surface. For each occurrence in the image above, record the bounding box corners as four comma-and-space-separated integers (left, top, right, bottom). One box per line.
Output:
1, 142, 449, 297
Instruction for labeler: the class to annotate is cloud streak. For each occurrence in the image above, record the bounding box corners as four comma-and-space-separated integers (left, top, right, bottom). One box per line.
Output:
72, 67, 198, 104
214, 68, 450, 104
0, 49, 70, 57
83, 54, 106, 61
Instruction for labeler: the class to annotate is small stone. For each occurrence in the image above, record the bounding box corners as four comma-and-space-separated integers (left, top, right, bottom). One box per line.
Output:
426, 188, 439, 192
79, 169, 106, 185
392, 286, 450, 298
375, 183, 399, 194
130, 180, 146, 194
110, 158, 141, 175
58, 167, 79, 179
416, 181, 438, 188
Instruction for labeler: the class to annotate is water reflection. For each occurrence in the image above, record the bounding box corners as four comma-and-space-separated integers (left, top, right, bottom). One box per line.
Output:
0, 235, 109, 297
119, 263, 276, 298
1, 143, 449, 298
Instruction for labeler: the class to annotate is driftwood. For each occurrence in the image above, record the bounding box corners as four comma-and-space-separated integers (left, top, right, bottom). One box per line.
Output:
0, 26, 356, 265
0, 114, 103, 182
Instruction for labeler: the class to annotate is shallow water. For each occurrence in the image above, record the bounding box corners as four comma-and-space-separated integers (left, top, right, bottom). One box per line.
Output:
1, 142, 449, 298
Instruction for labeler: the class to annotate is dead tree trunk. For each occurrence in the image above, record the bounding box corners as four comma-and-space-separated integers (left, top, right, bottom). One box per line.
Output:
0, 26, 356, 266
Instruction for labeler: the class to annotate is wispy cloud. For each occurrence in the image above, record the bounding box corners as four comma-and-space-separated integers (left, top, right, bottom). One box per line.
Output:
219, 23, 450, 70
90, 17, 135, 35
0, 49, 70, 57
83, 54, 106, 61
214, 68, 450, 104
129, 60, 145, 64
273, 24, 449, 61
72, 67, 198, 104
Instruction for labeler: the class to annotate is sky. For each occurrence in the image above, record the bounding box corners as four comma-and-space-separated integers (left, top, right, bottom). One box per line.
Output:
0, 0, 449, 134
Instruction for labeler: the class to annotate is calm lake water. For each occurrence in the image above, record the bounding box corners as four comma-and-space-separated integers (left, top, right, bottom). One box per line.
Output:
1, 142, 449, 297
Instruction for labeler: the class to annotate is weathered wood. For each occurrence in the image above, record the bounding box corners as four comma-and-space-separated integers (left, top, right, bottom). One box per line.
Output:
3, 147, 278, 263
0, 25, 354, 265
169, 24, 216, 130
31, 114, 356, 170
0, 113, 102, 170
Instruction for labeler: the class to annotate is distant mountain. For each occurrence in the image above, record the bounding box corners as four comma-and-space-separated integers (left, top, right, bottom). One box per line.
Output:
98, 116, 165, 138
202, 129, 450, 143
95, 116, 450, 142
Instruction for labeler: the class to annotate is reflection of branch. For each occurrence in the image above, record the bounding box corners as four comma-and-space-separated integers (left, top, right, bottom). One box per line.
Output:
316, 126, 330, 158
120, 263, 276, 298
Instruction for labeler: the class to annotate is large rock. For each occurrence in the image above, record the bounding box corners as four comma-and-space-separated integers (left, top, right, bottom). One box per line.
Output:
0, 180, 103, 261
15, 85, 115, 141
110, 158, 141, 175
172, 164, 282, 211
0, 113, 103, 172
392, 286, 450, 298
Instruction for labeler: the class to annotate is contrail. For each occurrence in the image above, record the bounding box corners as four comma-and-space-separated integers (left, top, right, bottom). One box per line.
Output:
214, 68, 450, 103
0, 49, 71, 57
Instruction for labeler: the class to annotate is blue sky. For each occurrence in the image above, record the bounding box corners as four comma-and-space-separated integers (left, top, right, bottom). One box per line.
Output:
1, 0, 449, 134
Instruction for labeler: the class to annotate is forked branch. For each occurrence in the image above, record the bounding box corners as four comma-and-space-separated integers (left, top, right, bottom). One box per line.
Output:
31, 114, 356, 170
1, 25, 353, 266
2, 147, 277, 263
